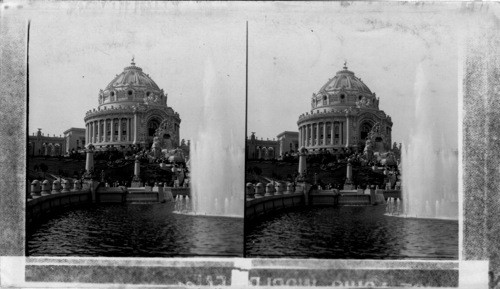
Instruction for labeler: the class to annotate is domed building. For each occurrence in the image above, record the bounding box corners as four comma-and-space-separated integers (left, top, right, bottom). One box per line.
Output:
297, 63, 393, 153
84, 59, 181, 150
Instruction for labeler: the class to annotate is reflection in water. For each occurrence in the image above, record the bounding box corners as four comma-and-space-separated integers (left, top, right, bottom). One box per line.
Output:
246, 206, 457, 259
28, 203, 243, 257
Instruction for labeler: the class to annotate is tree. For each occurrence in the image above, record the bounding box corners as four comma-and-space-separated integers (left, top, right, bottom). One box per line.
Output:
39, 163, 48, 179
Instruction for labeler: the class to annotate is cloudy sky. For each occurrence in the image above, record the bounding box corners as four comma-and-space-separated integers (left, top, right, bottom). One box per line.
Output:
29, 2, 468, 149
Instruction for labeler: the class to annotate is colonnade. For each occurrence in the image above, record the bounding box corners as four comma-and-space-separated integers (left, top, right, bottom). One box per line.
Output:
86, 116, 136, 145
298, 118, 351, 148
28, 142, 64, 156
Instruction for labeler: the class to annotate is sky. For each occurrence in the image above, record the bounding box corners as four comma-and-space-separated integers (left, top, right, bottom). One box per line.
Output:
28, 2, 246, 142
28, 2, 466, 149
245, 3, 463, 148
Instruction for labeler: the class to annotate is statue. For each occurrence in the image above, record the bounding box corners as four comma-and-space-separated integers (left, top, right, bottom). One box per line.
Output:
364, 138, 374, 160
356, 97, 371, 108
151, 135, 162, 159
162, 135, 174, 152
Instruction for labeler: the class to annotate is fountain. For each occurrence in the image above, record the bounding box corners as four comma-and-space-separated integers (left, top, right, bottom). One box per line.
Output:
399, 63, 458, 220
177, 57, 244, 218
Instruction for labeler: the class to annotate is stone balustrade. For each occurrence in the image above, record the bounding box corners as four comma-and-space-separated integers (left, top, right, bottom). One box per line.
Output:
246, 182, 305, 221
27, 179, 92, 226
246, 182, 393, 220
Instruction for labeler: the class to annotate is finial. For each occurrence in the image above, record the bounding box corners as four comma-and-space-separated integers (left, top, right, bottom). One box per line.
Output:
131, 56, 135, 66
343, 60, 348, 70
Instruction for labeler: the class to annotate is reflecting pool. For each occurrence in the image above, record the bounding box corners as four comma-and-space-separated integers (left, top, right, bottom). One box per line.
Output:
28, 202, 243, 257
245, 206, 457, 259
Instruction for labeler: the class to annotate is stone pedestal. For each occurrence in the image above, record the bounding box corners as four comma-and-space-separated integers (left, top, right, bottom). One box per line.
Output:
246, 183, 255, 200
346, 162, 352, 180
51, 180, 61, 194
61, 179, 70, 193
41, 180, 51, 196
85, 150, 94, 173
275, 182, 284, 195
285, 182, 294, 194
133, 156, 141, 183
31, 180, 41, 198
298, 147, 307, 177
265, 183, 275, 196
72, 180, 82, 191
254, 183, 264, 198
343, 162, 354, 190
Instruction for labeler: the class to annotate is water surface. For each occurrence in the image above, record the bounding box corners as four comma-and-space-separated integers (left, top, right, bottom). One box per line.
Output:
246, 206, 458, 259
28, 202, 243, 257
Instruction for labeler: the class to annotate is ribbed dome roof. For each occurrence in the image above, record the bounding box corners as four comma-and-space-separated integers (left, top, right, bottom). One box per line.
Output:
318, 64, 372, 94
105, 60, 160, 91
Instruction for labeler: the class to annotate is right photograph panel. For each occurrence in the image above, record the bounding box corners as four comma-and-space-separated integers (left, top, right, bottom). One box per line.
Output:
245, 3, 459, 259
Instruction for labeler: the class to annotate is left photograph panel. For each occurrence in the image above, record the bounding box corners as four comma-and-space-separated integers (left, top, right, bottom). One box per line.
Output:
26, 3, 245, 257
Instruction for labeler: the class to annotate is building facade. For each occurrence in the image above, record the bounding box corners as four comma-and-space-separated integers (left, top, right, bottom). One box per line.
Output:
84, 60, 181, 150
63, 127, 86, 153
28, 129, 66, 156
276, 131, 299, 157
246, 132, 279, 160
297, 64, 392, 153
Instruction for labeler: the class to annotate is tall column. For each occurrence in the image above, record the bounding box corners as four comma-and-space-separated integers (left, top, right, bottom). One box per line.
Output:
331, 122, 335, 145
316, 123, 320, 146
304, 126, 307, 147
303, 126, 306, 147
93, 121, 97, 143
118, 118, 122, 142
345, 116, 350, 147
306, 125, 309, 146
323, 122, 327, 146
133, 114, 138, 144
100, 120, 103, 143
110, 118, 115, 142
301, 126, 304, 147
307, 124, 311, 146
103, 119, 107, 143
98, 120, 102, 143
298, 126, 301, 147
90, 122, 94, 144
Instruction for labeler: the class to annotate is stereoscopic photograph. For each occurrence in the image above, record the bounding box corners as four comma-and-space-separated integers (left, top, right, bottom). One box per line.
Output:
1, 1, 499, 288
245, 4, 459, 259
26, 3, 245, 257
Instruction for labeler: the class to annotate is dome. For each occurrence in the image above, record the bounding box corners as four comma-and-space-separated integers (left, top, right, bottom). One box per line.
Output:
97, 59, 167, 108
318, 64, 372, 95
105, 60, 160, 91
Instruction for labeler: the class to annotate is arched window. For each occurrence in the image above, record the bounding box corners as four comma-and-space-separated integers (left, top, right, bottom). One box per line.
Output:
122, 119, 127, 136
360, 122, 372, 140
340, 94, 345, 103
323, 95, 327, 105
148, 119, 160, 137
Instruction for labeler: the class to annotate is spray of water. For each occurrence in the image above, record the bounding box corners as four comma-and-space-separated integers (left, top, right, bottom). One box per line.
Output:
181, 57, 244, 218
401, 63, 458, 220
